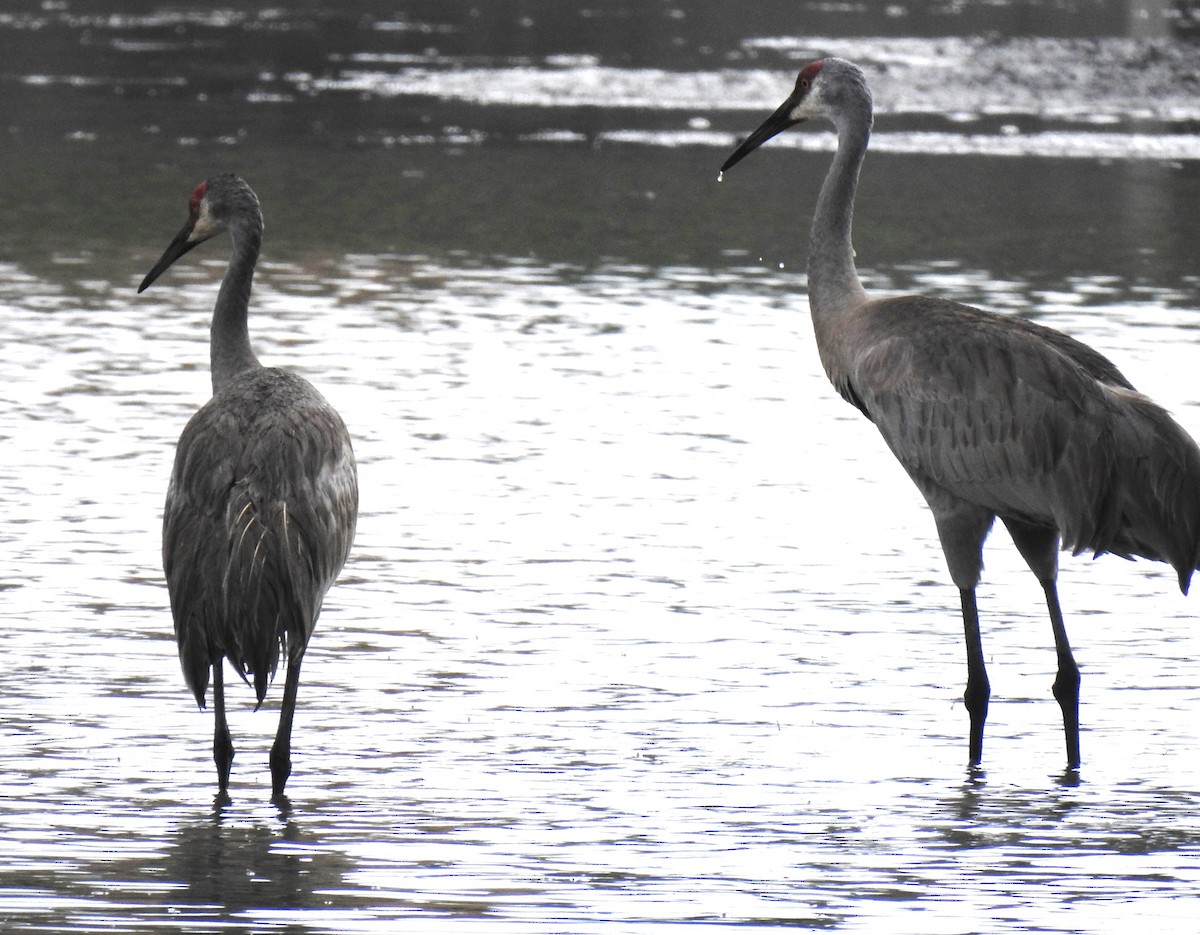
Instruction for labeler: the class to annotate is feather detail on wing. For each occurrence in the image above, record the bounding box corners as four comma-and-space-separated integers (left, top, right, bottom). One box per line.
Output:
831, 297, 1200, 591
163, 368, 358, 707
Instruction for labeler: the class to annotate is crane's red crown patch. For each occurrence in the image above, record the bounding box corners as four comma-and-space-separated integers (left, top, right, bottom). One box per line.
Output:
796, 60, 823, 90
188, 182, 208, 217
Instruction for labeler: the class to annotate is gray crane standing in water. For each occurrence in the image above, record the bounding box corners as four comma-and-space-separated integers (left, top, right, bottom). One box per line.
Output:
139, 174, 358, 798
719, 58, 1200, 771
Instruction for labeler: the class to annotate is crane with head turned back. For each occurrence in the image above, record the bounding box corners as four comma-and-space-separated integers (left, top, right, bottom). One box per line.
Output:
720, 58, 1200, 772
139, 173, 358, 799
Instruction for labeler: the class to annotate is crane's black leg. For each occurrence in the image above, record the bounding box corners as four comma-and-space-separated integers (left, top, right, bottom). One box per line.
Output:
960, 587, 990, 768
270, 652, 303, 799
212, 659, 234, 793
1002, 518, 1080, 770
928, 499, 995, 768
1044, 582, 1080, 770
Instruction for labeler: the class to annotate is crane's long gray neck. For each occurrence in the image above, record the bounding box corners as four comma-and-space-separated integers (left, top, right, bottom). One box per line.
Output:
807, 104, 871, 321
210, 214, 263, 392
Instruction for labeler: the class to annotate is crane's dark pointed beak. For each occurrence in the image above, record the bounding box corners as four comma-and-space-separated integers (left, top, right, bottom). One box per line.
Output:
720, 95, 804, 175
138, 224, 201, 293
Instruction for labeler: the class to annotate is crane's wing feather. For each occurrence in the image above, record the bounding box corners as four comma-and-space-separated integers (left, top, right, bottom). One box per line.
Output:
843, 297, 1200, 584
163, 369, 358, 705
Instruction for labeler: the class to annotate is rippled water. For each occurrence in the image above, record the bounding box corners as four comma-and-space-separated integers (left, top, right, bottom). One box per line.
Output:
4, 2, 1200, 933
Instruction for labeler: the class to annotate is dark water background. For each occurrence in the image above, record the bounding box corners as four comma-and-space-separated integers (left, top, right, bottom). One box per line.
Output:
3, 1, 1200, 932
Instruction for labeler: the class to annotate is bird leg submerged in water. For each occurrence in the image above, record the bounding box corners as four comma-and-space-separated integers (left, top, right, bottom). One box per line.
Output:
140, 174, 358, 797
1002, 518, 1081, 770
720, 58, 1200, 771
211, 659, 234, 793
268, 653, 304, 797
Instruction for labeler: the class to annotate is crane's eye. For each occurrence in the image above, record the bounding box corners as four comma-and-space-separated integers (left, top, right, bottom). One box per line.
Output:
795, 61, 822, 92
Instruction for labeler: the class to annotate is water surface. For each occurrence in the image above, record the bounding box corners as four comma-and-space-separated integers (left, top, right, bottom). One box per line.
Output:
3, 2, 1200, 932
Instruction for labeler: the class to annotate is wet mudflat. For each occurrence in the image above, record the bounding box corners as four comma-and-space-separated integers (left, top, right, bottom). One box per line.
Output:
2, 2, 1200, 932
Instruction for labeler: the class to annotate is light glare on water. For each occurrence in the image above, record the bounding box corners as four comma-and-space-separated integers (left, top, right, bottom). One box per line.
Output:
6, 256, 1200, 932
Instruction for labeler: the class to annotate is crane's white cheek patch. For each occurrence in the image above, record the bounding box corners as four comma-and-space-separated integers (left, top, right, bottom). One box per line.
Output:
189, 204, 218, 242
793, 89, 826, 122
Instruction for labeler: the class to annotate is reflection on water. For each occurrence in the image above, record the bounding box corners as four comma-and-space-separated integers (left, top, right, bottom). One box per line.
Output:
3, 0, 1200, 932
159, 813, 355, 918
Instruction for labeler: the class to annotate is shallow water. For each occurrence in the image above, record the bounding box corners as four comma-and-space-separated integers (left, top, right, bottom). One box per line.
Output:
4, 2, 1200, 933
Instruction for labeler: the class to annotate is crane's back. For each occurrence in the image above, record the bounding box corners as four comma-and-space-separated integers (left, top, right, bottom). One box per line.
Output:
164, 366, 358, 705
822, 295, 1200, 590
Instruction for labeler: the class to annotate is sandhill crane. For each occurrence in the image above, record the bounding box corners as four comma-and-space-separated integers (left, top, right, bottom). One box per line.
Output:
139, 173, 358, 798
720, 58, 1200, 771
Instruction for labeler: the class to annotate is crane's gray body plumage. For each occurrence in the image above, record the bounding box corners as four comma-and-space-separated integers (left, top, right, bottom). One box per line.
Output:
141, 173, 358, 798
165, 366, 356, 706
826, 295, 1200, 588
721, 58, 1200, 770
